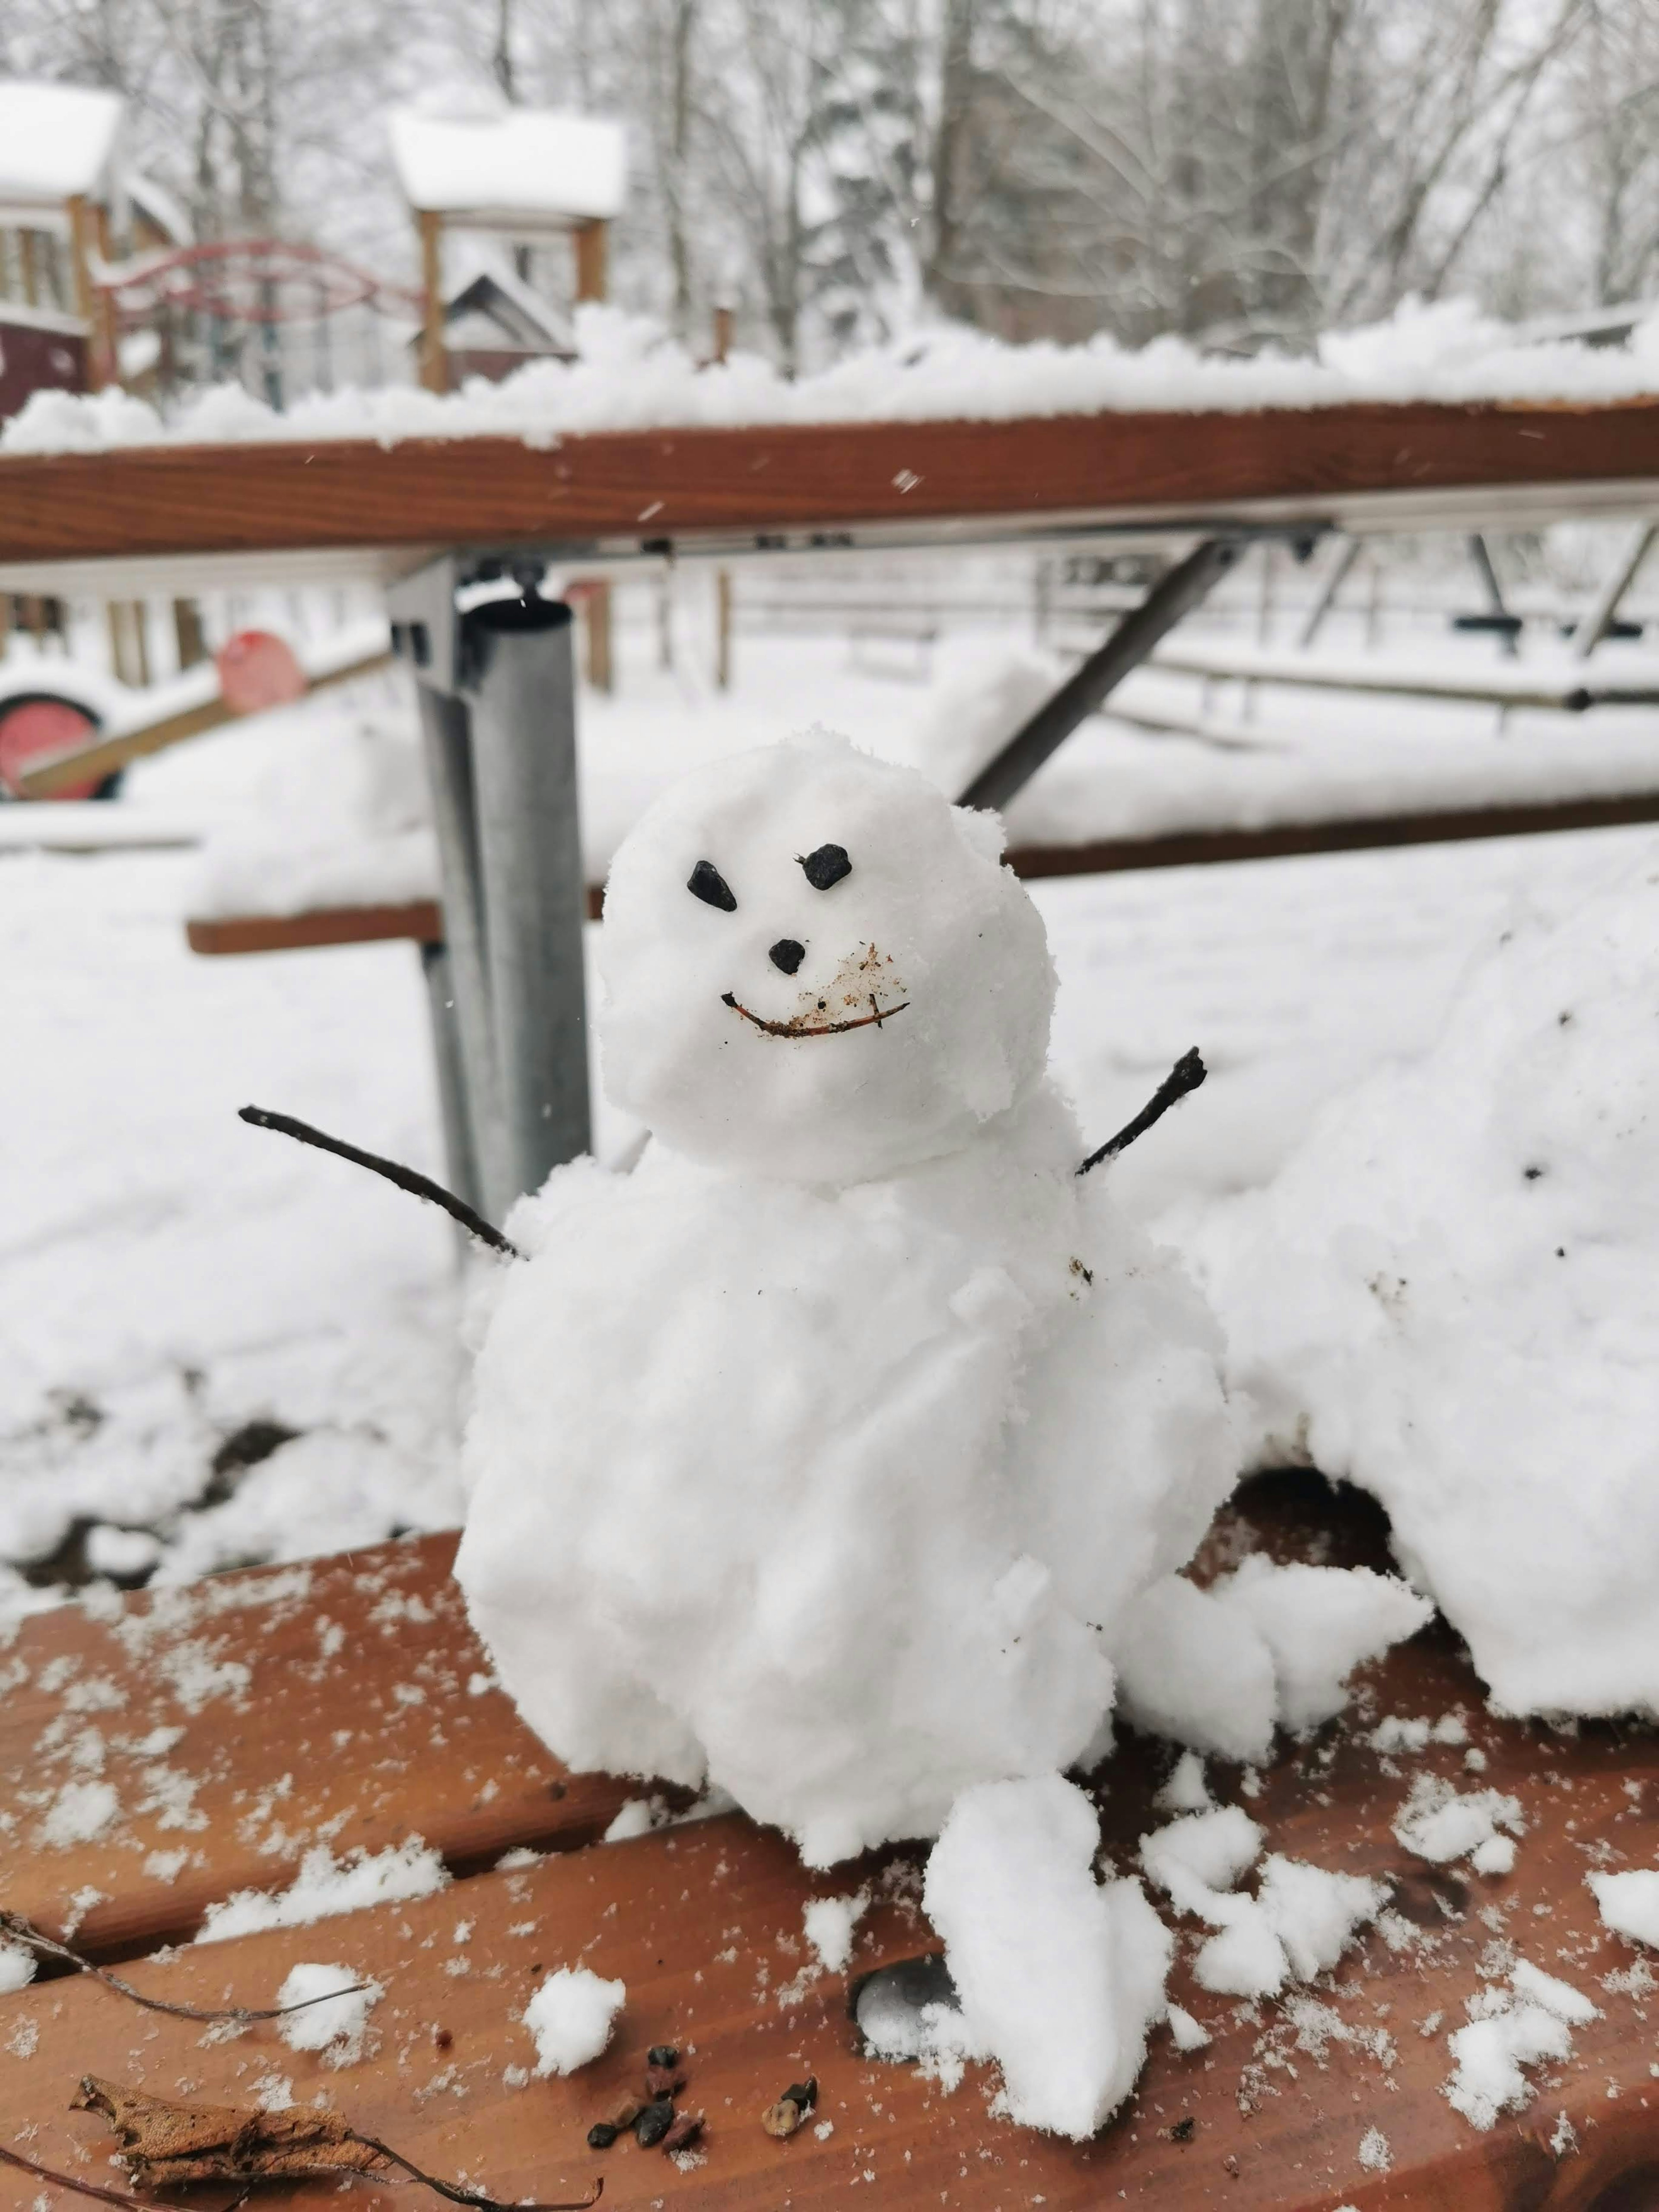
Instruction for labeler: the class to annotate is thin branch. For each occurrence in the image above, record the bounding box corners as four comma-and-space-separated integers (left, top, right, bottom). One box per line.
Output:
721, 992, 909, 1036
1078, 1049, 1207, 1176
238, 1108, 521, 1259
346, 2133, 602, 2212
0, 2140, 246, 2211
0, 1910, 366, 2027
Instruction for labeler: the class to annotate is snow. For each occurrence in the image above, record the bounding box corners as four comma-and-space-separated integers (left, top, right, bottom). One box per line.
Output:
0, 1939, 36, 1994
7, 292, 1659, 456
1256, 1855, 1389, 1982
803, 1891, 869, 1974
1154, 1751, 1211, 1815
1208, 1557, 1432, 1733
1392, 1776, 1525, 1868
1588, 1869, 1659, 1949
388, 102, 626, 224
194, 1837, 448, 1942
1443, 1960, 1598, 2130
38, 1778, 120, 1847
0, 80, 124, 204
457, 738, 1234, 1866
1166, 2004, 1210, 2052
1140, 1806, 1264, 1919
922, 1776, 1171, 2140
275, 1963, 381, 2063
523, 1967, 626, 2076
1186, 857, 1659, 1719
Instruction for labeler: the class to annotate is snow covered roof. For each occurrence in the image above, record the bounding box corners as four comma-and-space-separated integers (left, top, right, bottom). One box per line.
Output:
387, 105, 626, 229
0, 80, 123, 207
124, 168, 193, 247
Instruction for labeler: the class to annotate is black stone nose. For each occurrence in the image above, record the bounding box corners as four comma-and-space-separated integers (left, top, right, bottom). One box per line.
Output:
769, 938, 806, 975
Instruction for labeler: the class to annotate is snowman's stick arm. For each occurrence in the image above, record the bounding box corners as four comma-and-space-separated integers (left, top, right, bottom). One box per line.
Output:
1077, 1048, 1206, 1176
238, 1105, 524, 1258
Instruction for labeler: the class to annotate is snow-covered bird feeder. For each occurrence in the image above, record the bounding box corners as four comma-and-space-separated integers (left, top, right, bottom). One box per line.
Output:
0, 78, 125, 413
387, 100, 627, 394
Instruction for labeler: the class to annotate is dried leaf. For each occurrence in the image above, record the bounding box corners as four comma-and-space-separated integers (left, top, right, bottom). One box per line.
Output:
73, 2077, 385, 2187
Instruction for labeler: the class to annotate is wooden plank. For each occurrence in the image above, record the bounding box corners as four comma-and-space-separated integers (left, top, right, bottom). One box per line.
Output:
1004, 787, 1659, 877
3, 1570, 1657, 2210
3, 400, 1659, 574
185, 902, 446, 956
16, 648, 395, 800
0, 1533, 637, 1961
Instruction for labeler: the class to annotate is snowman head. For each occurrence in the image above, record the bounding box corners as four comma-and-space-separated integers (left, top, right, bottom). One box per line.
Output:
598, 732, 1056, 1184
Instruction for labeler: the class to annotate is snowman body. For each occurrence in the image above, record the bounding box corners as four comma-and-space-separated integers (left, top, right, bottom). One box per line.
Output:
455, 733, 1234, 1868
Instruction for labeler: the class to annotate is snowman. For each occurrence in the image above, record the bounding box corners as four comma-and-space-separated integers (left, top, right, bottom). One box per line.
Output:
454, 730, 1239, 2136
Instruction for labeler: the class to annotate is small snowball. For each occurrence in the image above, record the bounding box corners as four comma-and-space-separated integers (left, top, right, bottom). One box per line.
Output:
0, 1939, 36, 1994
1588, 1869, 1659, 1949
1112, 1576, 1276, 1765
1256, 1855, 1389, 1980
924, 1775, 1170, 2139
1166, 2003, 1210, 2051
1154, 1752, 1212, 1815
523, 1967, 626, 2077
1357, 2126, 1391, 2172
1510, 1959, 1598, 2025
804, 1890, 869, 1974
85, 1526, 162, 1579
1471, 1835, 1516, 1877
1138, 1805, 1263, 1920
1211, 1557, 1432, 1733
275, 1964, 380, 2064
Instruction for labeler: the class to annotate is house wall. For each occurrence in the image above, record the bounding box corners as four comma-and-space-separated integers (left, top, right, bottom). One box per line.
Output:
0, 315, 85, 421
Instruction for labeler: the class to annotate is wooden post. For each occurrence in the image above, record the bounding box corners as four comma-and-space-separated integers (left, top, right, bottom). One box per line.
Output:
106, 601, 151, 688
173, 598, 207, 670
711, 303, 733, 365
19, 228, 38, 308
92, 201, 120, 388
574, 219, 608, 304
65, 195, 105, 387
715, 567, 733, 691
582, 582, 613, 693
418, 208, 447, 395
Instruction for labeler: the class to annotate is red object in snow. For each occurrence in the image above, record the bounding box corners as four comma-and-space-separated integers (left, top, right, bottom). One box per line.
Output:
0, 697, 102, 800
216, 630, 306, 716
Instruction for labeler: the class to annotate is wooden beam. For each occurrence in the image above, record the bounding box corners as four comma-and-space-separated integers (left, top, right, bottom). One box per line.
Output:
5, 400, 1659, 573
574, 217, 607, 302
418, 207, 446, 395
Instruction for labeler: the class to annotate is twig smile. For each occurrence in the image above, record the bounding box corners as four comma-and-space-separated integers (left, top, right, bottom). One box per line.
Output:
721, 991, 910, 1037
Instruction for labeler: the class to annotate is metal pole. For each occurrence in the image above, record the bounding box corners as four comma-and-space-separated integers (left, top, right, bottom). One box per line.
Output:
1570, 521, 1657, 662
957, 537, 1242, 814
420, 940, 483, 1218
464, 596, 591, 1210
413, 682, 508, 1214
1298, 535, 1362, 649
1468, 533, 1517, 658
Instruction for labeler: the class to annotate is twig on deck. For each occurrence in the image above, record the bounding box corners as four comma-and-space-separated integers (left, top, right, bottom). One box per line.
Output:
347, 2133, 603, 2211
1077, 1048, 1207, 1176
0, 2140, 248, 2210
238, 1106, 521, 1258
0, 1910, 366, 2026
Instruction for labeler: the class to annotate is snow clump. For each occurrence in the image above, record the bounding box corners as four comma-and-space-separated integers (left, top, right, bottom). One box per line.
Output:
275, 1964, 381, 2064
1393, 1775, 1523, 1875
922, 1776, 1171, 2139
0, 1937, 36, 1993
1187, 861, 1659, 1719
523, 1968, 626, 2077
803, 1891, 869, 1974
1443, 1960, 1598, 2130
1588, 1869, 1659, 1949
195, 1838, 448, 1943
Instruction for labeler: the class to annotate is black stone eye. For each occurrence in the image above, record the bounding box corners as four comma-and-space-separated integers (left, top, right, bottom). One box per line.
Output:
799, 843, 852, 891
687, 859, 737, 911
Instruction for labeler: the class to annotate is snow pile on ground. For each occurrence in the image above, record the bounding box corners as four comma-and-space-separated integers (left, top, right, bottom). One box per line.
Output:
195, 1838, 448, 1942
458, 738, 1234, 1866
275, 1963, 381, 2064
922, 1776, 1171, 2139
0, 1937, 36, 1993
523, 1967, 626, 2076
1139, 1803, 1388, 1999
1393, 1775, 1522, 1875
1112, 1557, 1430, 1762
1443, 1959, 1599, 2129
1184, 858, 1659, 1719
1588, 1869, 1659, 1948
7, 296, 1659, 458
191, 696, 435, 920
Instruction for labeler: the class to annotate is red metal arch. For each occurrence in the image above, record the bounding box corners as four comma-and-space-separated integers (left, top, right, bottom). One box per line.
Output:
99, 238, 424, 325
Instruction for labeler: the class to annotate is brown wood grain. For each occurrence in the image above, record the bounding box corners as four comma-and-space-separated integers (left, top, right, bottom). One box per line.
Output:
0, 1533, 636, 1960
5, 400, 1659, 569
2, 1528, 1657, 2210
185, 903, 446, 956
